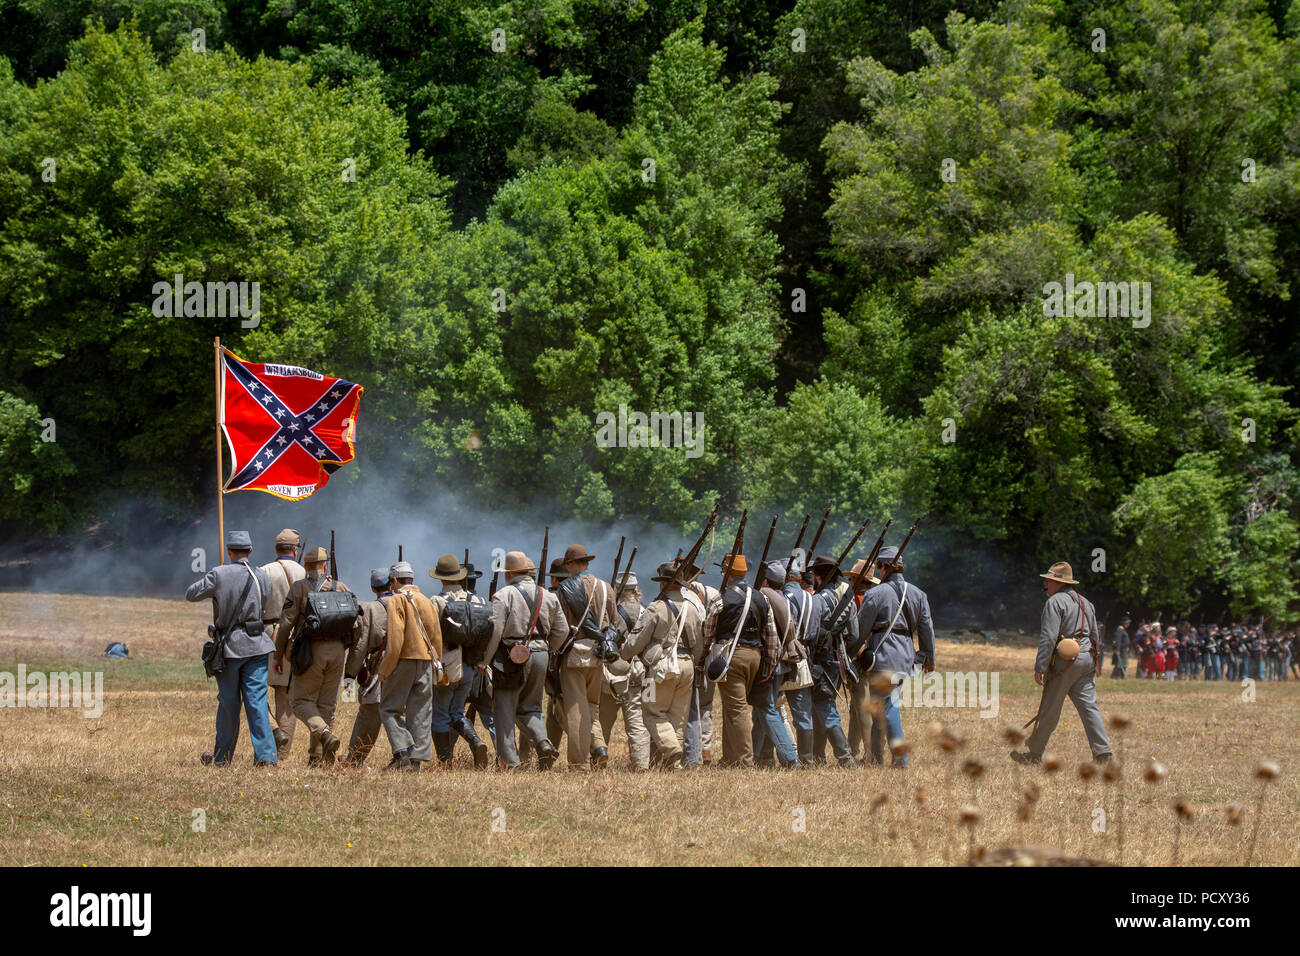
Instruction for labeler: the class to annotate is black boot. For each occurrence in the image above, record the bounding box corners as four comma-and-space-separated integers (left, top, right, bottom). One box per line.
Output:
796, 728, 815, 766
433, 732, 454, 765
386, 748, 411, 771
455, 719, 490, 769
537, 740, 558, 771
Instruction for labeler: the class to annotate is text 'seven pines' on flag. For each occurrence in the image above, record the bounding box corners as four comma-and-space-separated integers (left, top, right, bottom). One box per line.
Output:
219, 348, 363, 500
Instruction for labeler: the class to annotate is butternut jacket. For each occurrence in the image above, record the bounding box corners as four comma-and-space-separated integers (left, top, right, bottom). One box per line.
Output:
622, 588, 705, 668
379, 584, 442, 680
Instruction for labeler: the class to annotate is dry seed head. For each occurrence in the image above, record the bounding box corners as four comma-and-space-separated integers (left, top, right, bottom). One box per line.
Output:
1077, 763, 1096, 781
927, 721, 945, 740
1143, 759, 1167, 783
914, 786, 927, 805
1002, 726, 1026, 747
889, 739, 911, 759
1016, 803, 1033, 821
1109, 713, 1131, 732
869, 671, 895, 695
866, 696, 885, 719
1102, 761, 1122, 782
1022, 782, 1040, 803
959, 804, 981, 825
1255, 760, 1280, 782
1226, 803, 1243, 825
870, 793, 888, 812
1042, 754, 1061, 773
961, 757, 985, 779
1173, 800, 1194, 821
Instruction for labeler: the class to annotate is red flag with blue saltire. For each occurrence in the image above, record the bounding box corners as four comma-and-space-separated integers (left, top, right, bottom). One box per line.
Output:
219, 348, 363, 500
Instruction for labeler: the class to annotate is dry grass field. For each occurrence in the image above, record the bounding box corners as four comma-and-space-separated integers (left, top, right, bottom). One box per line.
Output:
1, 592, 1295, 866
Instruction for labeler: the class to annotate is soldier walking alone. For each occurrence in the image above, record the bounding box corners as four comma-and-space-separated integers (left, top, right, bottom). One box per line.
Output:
1011, 562, 1113, 765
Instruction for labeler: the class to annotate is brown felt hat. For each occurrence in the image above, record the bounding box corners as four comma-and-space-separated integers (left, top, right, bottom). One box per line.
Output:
429, 552, 467, 582
563, 544, 596, 564
304, 546, 328, 565
1039, 561, 1078, 585
847, 559, 881, 586
275, 528, 300, 549
809, 554, 841, 576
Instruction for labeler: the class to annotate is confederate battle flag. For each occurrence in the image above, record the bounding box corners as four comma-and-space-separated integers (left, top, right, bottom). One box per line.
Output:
219, 347, 363, 500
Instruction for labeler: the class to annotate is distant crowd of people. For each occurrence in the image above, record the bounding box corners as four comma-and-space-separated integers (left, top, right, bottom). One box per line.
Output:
1107, 616, 1297, 681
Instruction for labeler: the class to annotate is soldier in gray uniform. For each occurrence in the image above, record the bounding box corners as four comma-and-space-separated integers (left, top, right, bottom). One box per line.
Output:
1012, 562, 1113, 764
854, 546, 934, 768
341, 569, 392, 766
186, 530, 277, 766
481, 550, 564, 770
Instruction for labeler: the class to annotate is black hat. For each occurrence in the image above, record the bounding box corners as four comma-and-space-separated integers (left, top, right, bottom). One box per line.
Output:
462, 561, 483, 581
548, 557, 569, 580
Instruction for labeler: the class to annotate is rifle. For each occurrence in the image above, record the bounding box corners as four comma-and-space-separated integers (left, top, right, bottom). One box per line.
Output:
398, 544, 403, 562
835, 516, 871, 569
654, 504, 720, 603
753, 515, 778, 588
618, 547, 638, 594
525, 526, 550, 640
784, 513, 811, 581
805, 504, 832, 561
297, 535, 308, 566
890, 513, 926, 570
610, 535, 626, 590
329, 530, 338, 581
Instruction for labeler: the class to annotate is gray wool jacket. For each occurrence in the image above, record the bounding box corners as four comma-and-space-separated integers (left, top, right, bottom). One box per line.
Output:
186, 559, 274, 659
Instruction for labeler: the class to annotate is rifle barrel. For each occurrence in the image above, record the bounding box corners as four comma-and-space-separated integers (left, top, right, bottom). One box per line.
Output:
754, 516, 777, 587
835, 516, 871, 568
610, 535, 626, 589
784, 513, 811, 579
806, 504, 832, 560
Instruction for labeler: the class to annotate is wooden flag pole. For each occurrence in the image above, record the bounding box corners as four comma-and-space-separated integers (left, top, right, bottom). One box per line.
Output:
214, 336, 225, 566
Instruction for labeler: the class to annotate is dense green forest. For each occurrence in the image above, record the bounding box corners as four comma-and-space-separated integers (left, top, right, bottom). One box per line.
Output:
1, 0, 1298, 620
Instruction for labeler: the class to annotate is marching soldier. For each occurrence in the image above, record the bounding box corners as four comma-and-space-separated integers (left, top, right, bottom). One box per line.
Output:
186, 530, 277, 766
752, 561, 803, 768
522, 557, 570, 765
428, 553, 491, 769
260, 528, 304, 758
601, 572, 651, 771
1011, 562, 1113, 765
806, 555, 860, 768
702, 553, 782, 767
844, 558, 880, 760
274, 546, 352, 766
377, 561, 442, 771
620, 566, 699, 769
681, 559, 719, 766
460, 561, 496, 750
555, 544, 617, 770
855, 546, 934, 768
481, 550, 563, 770
341, 569, 392, 766
779, 556, 818, 766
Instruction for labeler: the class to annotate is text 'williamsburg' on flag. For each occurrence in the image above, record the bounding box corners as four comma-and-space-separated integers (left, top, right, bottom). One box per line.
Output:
219, 348, 363, 501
